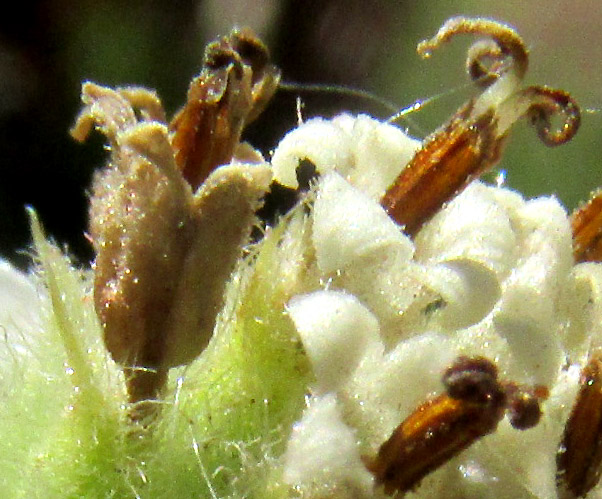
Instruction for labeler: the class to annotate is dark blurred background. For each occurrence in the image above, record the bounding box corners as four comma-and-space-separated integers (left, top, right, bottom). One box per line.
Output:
1, 0, 601, 268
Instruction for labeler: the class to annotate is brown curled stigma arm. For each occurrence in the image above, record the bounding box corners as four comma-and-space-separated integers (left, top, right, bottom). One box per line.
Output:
381, 17, 580, 237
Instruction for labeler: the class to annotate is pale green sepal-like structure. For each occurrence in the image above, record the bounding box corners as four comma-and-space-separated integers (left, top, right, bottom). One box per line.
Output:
25, 208, 130, 498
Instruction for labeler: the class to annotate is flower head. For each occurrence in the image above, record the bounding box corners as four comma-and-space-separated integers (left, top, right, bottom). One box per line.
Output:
1, 16, 600, 499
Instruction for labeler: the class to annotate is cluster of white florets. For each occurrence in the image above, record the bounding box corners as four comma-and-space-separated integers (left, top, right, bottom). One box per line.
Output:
269, 114, 597, 497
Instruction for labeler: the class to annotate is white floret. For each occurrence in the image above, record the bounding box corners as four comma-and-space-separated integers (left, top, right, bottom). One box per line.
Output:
312, 171, 413, 275
414, 181, 521, 279
282, 393, 373, 495
0, 260, 43, 365
287, 290, 383, 393
271, 114, 420, 199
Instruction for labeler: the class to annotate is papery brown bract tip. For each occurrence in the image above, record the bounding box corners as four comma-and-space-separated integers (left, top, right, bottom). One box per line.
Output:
557, 353, 602, 498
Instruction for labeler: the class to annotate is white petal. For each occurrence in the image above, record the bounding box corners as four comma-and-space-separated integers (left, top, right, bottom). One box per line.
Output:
271, 117, 352, 189
287, 290, 383, 393
344, 332, 456, 444
282, 393, 373, 493
312, 172, 413, 275
271, 114, 420, 199
494, 196, 572, 385
331, 114, 421, 198
418, 259, 500, 330
415, 181, 520, 279
559, 262, 602, 359
0, 260, 42, 362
